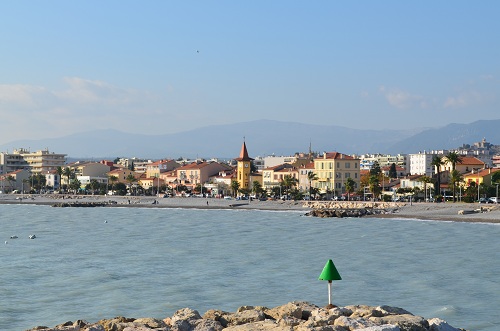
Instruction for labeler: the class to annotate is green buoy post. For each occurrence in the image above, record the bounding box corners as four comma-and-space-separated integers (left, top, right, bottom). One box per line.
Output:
318, 259, 342, 306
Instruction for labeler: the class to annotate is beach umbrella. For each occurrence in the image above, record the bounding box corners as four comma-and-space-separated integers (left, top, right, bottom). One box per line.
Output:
318, 259, 341, 306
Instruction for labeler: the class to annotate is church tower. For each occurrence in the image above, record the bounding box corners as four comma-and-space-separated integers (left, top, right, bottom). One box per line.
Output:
235, 140, 253, 190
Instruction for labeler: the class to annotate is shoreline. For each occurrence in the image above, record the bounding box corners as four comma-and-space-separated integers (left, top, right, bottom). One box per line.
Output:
1, 194, 499, 223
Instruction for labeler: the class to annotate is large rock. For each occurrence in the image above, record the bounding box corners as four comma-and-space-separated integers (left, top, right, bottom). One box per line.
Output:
369, 314, 428, 331
223, 320, 291, 331
427, 318, 462, 331
334, 316, 377, 329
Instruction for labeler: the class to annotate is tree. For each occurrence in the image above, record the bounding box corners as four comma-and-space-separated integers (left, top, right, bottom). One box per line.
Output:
388, 163, 397, 178
125, 174, 137, 195
63, 167, 73, 190
370, 161, 381, 176
231, 180, 240, 197
307, 171, 318, 199
368, 175, 381, 201
6, 175, 15, 192
251, 180, 264, 197
69, 179, 81, 193
449, 170, 464, 202
431, 156, 445, 196
417, 176, 433, 201
108, 175, 118, 193
88, 179, 100, 195
56, 166, 64, 190
445, 151, 463, 171
345, 177, 355, 201
282, 175, 298, 195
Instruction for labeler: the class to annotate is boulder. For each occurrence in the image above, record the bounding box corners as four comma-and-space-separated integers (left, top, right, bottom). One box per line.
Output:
227, 309, 266, 325
369, 314, 428, 331
427, 318, 462, 331
334, 316, 377, 329
223, 320, 291, 331
265, 302, 304, 320
355, 325, 401, 331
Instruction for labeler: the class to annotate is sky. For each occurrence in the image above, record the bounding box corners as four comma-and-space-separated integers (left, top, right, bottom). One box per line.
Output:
1, 1, 499, 144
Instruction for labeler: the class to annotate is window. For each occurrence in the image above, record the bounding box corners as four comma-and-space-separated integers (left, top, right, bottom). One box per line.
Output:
345, 162, 350, 168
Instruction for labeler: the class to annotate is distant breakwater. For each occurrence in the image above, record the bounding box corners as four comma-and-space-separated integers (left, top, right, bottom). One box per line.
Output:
26, 301, 467, 331
304, 201, 405, 218
51, 201, 118, 207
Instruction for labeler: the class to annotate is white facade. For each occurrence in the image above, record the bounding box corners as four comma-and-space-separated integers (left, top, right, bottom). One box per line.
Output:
409, 152, 435, 176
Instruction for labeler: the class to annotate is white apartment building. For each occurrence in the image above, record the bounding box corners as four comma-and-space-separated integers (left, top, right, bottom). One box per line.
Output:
409, 152, 436, 176
359, 154, 407, 172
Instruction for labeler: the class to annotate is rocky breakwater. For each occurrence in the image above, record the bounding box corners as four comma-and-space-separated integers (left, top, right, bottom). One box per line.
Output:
304, 201, 404, 218
51, 201, 118, 207
26, 301, 468, 331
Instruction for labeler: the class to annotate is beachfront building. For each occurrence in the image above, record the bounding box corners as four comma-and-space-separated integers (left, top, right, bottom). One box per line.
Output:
176, 161, 230, 191
235, 141, 254, 191
145, 159, 180, 178
463, 168, 500, 187
359, 154, 407, 172
409, 152, 435, 176
262, 164, 295, 192
297, 162, 315, 193
439, 156, 485, 174
0, 169, 31, 193
313, 152, 360, 195
0, 148, 66, 175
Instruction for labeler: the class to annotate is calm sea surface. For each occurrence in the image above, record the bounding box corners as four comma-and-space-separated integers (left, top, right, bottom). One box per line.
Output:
1, 204, 499, 331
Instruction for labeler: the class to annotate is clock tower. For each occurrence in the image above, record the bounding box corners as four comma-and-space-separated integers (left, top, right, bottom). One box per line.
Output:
235, 140, 253, 190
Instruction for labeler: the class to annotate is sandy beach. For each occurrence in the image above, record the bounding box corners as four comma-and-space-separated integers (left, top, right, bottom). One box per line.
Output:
1, 193, 499, 223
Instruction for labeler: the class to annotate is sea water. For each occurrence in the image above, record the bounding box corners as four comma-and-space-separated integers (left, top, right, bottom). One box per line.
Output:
1, 204, 499, 331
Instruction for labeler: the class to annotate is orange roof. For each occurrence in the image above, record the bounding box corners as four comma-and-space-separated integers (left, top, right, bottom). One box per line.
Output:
458, 157, 485, 165
234, 141, 253, 161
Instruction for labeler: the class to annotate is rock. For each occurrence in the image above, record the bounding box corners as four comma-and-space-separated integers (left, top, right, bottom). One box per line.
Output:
223, 320, 290, 331
227, 308, 266, 325
369, 314, 428, 331
355, 326, 401, 331
334, 316, 377, 329
266, 302, 304, 320
427, 318, 462, 331
203, 309, 231, 327
131, 318, 167, 329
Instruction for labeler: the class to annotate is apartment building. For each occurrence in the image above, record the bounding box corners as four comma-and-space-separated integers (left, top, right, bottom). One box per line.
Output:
0, 148, 66, 174
313, 152, 360, 195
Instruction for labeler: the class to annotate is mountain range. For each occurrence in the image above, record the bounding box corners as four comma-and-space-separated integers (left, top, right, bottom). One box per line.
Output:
1, 119, 499, 160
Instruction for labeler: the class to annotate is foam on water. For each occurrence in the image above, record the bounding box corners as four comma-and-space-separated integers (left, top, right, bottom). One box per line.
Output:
1, 204, 499, 331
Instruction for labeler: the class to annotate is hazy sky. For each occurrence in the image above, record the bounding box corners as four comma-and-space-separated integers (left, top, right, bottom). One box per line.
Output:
1, 1, 499, 144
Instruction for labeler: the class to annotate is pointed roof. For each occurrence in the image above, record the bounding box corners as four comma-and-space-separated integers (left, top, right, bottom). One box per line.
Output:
235, 141, 254, 162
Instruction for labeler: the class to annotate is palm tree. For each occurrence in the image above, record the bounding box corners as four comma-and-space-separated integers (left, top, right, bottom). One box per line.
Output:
449, 170, 464, 202
125, 174, 137, 195
6, 175, 15, 192
63, 167, 73, 191
307, 171, 318, 200
282, 175, 298, 195
230, 180, 240, 198
445, 151, 463, 171
56, 166, 64, 191
368, 175, 380, 201
108, 175, 118, 194
417, 175, 433, 202
345, 177, 355, 201
431, 156, 445, 197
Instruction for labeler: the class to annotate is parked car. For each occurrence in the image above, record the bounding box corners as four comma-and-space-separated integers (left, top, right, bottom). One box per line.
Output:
488, 197, 498, 203
478, 198, 488, 204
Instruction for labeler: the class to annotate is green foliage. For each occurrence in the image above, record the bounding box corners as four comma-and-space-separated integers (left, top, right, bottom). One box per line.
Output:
388, 163, 397, 178
370, 161, 381, 176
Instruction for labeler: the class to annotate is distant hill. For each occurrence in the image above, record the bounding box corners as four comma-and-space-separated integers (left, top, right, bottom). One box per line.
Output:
0, 119, 498, 159
388, 119, 500, 152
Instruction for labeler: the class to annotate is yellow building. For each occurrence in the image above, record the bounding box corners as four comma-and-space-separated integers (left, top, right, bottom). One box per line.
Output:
313, 152, 360, 195
235, 141, 253, 190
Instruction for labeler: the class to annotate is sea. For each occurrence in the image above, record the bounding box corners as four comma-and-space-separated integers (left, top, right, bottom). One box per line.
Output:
1, 204, 499, 331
